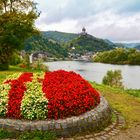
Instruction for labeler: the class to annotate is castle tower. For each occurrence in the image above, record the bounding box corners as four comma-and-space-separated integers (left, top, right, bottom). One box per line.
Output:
81, 27, 87, 35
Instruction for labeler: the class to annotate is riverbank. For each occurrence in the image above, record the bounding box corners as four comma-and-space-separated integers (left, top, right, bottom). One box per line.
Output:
93, 48, 140, 65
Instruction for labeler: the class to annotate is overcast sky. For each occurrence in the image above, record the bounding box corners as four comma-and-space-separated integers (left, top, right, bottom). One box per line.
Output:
35, 0, 140, 42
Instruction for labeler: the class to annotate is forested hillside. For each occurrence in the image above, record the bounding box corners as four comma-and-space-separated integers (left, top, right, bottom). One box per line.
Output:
24, 35, 68, 58
24, 31, 117, 58
66, 34, 115, 54
42, 31, 78, 43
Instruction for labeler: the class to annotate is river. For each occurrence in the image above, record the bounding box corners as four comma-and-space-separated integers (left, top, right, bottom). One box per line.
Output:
44, 61, 140, 89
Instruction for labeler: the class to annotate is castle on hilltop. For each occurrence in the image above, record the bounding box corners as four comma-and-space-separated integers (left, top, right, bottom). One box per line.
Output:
80, 27, 87, 35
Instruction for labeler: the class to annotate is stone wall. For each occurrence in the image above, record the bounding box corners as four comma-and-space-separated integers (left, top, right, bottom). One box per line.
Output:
0, 96, 112, 136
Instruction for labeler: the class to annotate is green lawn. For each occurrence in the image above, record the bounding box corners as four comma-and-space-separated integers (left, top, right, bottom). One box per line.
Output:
0, 65, 43, 83
91, 82, 140, 127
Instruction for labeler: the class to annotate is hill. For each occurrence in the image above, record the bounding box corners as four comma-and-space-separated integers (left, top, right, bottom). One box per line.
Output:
135, 44, 140, 50
24, 35, 68, 58
24, 31, 116, 58
67, 34, 115, 54
42, 31, 78, 43
116, 43, 140, 48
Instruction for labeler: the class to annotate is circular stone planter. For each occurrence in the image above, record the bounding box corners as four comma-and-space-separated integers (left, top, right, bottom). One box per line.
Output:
0, 96, 112, 136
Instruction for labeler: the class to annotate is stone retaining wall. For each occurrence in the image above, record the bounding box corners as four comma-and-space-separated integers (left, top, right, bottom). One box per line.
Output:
0, 96, 112, 136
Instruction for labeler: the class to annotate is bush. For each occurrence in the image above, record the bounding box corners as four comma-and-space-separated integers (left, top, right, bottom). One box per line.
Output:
30, 60, 48, 71
102, 70, 124, 88
10, 52, 22, 65
0, 63, 9, 71
18, 58, 49, 71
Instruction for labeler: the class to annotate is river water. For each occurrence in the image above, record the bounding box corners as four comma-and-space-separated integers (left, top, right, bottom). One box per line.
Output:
44, 61, 140, 89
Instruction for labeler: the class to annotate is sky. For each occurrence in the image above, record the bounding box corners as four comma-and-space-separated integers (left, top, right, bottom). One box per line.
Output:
35, 0, 140, 42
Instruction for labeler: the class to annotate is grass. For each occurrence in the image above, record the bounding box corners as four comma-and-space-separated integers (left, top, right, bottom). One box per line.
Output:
91, 82, 140, 127
125, 89, 140, 98
0, 129, 56, 140
0, 129, 19, 139
0, 65, 43, 83
17, 131, 56, 140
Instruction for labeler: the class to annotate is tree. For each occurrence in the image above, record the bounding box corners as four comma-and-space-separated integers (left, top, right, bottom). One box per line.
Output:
0, 0, 39, 70
102, 70, 124, 88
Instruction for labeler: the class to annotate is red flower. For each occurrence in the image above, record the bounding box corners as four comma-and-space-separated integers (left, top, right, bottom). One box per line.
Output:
6, 73, 33, 118
4, 71, 100, 120
42, 70, 100, 119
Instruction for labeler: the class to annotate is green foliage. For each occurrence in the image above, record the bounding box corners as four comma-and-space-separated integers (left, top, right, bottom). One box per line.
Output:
0, 63, 9, 70
125, 89, 140, 98
0, 129, 18, 139
94, 48, 140, 65
43, 31, 78, 43
30, 59, 49, 71
0, 0, 39, 70
0, 129, 56, 140
24, 32, 115, 57
90, 82, 140, 126
67, 34, 115, 54
19, 53, 30, 69
25, 35, 68, 58
10, 52, 22, 65
102, 70, 124, 88
18, 131, 56, 140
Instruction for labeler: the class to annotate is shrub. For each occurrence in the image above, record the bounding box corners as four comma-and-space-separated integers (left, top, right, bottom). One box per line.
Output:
10, 52, 22, 65
0, 63, 9, 71
30, 60, 49, 71
102, 70, 124, 88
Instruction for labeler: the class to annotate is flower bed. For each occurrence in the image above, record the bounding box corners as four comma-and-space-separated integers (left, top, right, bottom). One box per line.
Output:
0, 70, 100, 120
43, 70, 100, 119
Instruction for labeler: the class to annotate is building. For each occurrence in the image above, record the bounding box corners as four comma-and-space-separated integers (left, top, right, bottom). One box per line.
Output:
80, 27, 87, 35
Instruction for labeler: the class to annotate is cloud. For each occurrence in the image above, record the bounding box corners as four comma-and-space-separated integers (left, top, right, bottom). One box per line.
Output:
35, 0, 140, 42
75, 11, 140, 41
35, 0, 140, 23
